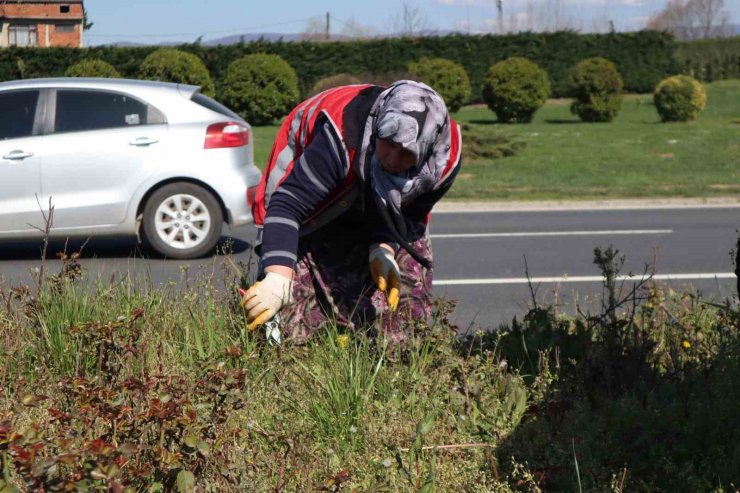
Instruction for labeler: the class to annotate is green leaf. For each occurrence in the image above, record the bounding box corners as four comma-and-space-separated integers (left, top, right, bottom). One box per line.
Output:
197, 441, 210, 457
183, 434, 198, 449
21, 394, 38, 407
176, 470, 196, 493
416, 413, 435, 437
419, 480, 435, 493
74, 481, 89, 493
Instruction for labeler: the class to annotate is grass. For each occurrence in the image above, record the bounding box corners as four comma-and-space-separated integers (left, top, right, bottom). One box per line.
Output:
1, 248, 739, 491
251, 80, 740, 201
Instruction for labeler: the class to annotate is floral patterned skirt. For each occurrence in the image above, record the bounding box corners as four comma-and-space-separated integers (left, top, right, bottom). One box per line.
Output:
275, 222, 434, 343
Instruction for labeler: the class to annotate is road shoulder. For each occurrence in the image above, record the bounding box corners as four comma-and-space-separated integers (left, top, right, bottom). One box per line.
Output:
434, 196, 740, 213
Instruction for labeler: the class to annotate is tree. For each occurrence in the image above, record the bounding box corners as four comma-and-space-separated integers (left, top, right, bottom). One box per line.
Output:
646, 0, 732, 40
391, 1, 432, 36
83, 7, 93, 31
299, 16, 327, 41
692, 0, 732, 38
338, 16, 377, 39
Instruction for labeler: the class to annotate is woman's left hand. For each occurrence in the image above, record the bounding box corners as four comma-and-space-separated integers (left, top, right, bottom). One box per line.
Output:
369, 244, 400, 311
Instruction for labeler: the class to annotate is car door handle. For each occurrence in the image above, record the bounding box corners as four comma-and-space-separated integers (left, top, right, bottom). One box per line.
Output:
129, 137, 159, 146
2, 150, 34, 160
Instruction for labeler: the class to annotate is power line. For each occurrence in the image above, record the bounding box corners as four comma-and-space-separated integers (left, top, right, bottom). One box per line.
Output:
330, 14, 354, 29
86, 17, 312, 39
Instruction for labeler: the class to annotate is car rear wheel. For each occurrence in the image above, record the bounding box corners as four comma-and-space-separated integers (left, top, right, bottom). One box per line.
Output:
142, 182, 223, 259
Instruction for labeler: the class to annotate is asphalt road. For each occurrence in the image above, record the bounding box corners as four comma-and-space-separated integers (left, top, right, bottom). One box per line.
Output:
1, 205, 738, 332
430, 205, 739, 331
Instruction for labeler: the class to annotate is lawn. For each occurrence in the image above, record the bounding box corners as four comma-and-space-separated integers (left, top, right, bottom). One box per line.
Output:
251, 80, 740, 201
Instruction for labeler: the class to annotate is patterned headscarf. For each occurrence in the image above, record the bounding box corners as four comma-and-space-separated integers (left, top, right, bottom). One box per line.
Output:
357, 80, 452, 267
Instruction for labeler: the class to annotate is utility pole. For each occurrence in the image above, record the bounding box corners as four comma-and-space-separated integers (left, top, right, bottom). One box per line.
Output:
496, 0, 504, 34
326, 12, 330, 41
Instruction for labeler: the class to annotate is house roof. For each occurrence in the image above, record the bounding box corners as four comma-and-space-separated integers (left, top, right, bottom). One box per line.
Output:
0, 1, 84, 3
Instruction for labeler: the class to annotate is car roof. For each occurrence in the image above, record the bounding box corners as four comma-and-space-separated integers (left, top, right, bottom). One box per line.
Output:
0, 77, 200, 97
0, 77, 243, 125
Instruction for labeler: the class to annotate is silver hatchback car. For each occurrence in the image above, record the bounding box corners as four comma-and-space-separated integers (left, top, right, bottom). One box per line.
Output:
0, 77, 261, 259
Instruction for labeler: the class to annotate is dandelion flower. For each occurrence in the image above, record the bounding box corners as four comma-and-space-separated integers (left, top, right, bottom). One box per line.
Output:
337, 335, 349, 348
682, 340, 691, 349
349, 425, 357, 434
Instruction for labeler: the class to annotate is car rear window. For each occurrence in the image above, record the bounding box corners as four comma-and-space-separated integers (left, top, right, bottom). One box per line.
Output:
54, 90, 166, 134
0, 90, 39, 140
191, 92, 242, 121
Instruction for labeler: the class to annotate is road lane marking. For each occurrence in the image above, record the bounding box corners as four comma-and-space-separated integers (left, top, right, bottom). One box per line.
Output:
434, 273, 736, 286
430, 229, 673, 239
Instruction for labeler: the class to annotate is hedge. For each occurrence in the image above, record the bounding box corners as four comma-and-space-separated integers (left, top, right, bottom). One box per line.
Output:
675, 36, 740, 82
0, 32, 680, 102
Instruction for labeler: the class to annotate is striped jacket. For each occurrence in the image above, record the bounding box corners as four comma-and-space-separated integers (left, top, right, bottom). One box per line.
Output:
252, 84, 462, 269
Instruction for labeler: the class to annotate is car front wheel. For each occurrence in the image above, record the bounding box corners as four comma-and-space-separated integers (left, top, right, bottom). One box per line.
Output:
142, 182, 223, 259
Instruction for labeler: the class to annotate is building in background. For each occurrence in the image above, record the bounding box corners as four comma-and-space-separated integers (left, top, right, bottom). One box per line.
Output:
0, 0, 84, 48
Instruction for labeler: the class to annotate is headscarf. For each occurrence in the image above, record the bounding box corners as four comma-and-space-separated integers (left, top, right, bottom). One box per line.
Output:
356, 80, 452, 267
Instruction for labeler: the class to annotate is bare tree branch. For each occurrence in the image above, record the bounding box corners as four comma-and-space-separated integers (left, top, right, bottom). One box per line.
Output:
391, 1, 432, 37
646, 0, 732, 40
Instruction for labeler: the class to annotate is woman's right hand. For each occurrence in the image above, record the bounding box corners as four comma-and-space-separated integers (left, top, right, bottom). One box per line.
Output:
240, 271, 293, 331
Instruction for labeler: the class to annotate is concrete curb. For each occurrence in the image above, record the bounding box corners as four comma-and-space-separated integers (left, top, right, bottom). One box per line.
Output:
433, 196, 740, 213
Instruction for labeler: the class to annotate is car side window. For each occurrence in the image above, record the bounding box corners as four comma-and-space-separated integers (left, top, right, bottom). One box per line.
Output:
0, 90, 40, 140
54, 90, 165, 133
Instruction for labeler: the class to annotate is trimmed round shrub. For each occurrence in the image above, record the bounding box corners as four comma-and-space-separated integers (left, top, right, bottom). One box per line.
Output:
309, 73, 362, 97
408, 57, 471, 113
569, 57, 624, 122
481, 57, 551, 123
221, 54, 299, 126
653, 75, 707, 122
65, 59, 121, 78
139, 48, 215, 97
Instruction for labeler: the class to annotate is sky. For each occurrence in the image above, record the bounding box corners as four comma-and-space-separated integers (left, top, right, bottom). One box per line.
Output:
84, 0, 740, 46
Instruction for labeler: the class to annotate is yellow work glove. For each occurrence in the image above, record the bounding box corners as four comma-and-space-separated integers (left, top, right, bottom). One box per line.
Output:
369, 244, 401, 311
240, 272, 293, 331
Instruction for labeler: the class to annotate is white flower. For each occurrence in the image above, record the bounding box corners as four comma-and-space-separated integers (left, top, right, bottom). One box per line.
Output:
349, 425, 357, 434
668, 139, 678, 144
383, 458, 393, 468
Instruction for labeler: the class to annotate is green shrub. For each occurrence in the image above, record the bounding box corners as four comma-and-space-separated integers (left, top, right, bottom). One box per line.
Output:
64, 59, 121, 78
653, 75, 707, 122
569, 57, 624, 122
221, 54, 299, 126
308, 73, 362, 97
481, 57, 551, 123
139, 48, 215, 97
408, 57, 471, 113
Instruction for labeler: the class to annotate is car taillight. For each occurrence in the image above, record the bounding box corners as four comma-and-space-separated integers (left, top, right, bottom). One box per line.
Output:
204, 122, 249, 149
246, 185, 258, 208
